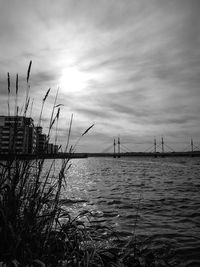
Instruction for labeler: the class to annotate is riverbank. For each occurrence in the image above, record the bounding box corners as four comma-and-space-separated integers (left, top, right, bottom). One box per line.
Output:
1, 150, 200, 161
0, 152, 88, 160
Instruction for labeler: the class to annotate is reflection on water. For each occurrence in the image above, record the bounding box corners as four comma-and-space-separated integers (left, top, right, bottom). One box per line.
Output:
49, 157, 200, 266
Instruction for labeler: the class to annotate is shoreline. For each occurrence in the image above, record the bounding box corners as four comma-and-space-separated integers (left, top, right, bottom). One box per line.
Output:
1, 151, 200, 160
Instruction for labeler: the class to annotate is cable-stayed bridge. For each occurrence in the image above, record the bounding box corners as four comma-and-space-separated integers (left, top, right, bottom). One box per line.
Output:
96, 137, 200, 158
7, 137, 199, 159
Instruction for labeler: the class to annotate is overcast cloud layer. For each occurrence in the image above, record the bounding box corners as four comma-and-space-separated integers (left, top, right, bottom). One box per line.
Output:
0, 0, 200, 152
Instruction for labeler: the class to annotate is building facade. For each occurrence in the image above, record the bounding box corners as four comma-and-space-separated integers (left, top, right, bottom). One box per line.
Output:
0, 116, 37, 154
0, 116, 59, 155
36, 126, 48, 154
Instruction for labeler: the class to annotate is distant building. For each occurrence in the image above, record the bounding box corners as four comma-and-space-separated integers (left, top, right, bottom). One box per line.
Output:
0, 116, 36, 154
35, 127, 58, 154
47, 143, 54, 154
36, 126, 48, 154
53, 145, 59, 154
0, 116, 59, 155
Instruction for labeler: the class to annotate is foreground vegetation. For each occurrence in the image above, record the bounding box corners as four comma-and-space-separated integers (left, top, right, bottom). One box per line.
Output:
0, 157, 172, 267
0, 62, 172, 266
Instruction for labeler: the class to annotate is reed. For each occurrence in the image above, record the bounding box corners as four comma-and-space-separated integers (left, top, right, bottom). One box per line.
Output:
24, 60, 32, 117
7, 72, 10, 117
38, 88, 51, 127
0, 121, 97, 266
15, 73, 18, 116
29, 98, 34, 117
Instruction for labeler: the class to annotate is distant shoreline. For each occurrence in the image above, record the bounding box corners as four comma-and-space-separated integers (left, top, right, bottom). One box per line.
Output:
1, 151, 200, 160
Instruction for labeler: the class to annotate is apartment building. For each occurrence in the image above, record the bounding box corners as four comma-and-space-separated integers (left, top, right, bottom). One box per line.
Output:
0, 116, 59, 155
0, 116, 36, 154
36, 126, 48, 154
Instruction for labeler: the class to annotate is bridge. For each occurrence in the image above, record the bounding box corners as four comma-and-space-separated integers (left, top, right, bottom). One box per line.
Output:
93, 137, 200, 158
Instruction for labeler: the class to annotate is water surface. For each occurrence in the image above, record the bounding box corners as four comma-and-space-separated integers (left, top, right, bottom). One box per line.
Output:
55, 157, 200, 266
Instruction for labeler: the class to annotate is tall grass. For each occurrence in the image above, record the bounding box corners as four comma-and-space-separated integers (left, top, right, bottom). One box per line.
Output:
0, 63, 171, 267
38, 88, 50, 127
7, 72, 10, 117
0, 63, 110, 266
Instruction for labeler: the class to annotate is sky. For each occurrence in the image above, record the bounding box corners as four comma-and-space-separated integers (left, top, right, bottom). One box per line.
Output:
0, 0, 200, 153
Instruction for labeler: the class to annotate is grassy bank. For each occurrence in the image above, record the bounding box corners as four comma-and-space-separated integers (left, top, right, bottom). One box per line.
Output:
0, 157, 172, 267
0, 157, 112, 266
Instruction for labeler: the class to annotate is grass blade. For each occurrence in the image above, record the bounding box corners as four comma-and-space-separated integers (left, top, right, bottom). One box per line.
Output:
82, 124, 94, 136
27, 60, 32, 83
15, 73, 18, 116
43, 88, 50, 102
7, 72, 10, 94
7, 72, 10, 116
65, 113, 73, 153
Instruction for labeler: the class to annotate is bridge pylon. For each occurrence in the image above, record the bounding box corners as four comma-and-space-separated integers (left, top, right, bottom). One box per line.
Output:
113, 137, 121, 158
161, 136, 164, 153
191, 138, 194, 152
113, 139, 116, 158
117, 137, 121, 158
154, 138, 157, 153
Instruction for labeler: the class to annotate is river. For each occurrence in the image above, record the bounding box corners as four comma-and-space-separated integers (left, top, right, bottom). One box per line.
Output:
52, 156, 200, 267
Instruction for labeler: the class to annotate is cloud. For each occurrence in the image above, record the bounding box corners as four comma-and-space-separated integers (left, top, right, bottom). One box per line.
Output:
0, 0, 200, 152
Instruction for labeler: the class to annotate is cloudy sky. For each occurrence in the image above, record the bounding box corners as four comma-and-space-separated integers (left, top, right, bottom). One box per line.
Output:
0, 0, 200, 152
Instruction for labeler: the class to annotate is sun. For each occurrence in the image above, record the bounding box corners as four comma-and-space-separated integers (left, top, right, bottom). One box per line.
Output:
59, 67, 88, 93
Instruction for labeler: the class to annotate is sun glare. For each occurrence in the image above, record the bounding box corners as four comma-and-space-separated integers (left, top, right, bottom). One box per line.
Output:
59, 67, 88, 93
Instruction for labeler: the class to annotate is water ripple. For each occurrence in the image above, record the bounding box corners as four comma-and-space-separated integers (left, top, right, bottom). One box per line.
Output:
54, 157, 200, 266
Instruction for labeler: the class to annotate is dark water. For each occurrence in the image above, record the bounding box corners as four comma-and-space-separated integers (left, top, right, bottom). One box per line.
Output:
59, 157, 200, 266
